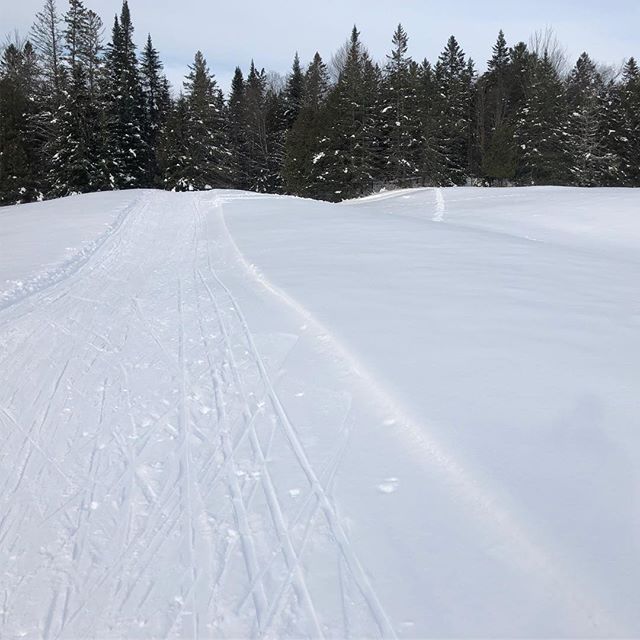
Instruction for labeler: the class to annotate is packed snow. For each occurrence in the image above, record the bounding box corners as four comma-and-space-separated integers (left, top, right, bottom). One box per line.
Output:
0, 187, 639, 638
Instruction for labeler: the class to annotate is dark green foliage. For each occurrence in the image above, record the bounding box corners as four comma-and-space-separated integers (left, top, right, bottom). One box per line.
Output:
566, 53, 609, 186
4, 10, 640, 206
515, 53, 570, 185
226, 67, 249, 189
433, 36, 475, 185
140, 35, 171, 186
612, 59, 640, 185
168, 51, 230, 190
46, 0, 109, 196
243, 62, 270, 192
482, 124, 517, 183
283, 52, 330, 197
380, 24, 423, 185
0, 42, 41, 204
158, 96, 190, 191
311, 27, 383, 201
283, 53, 304, 128
103, 2, 148, 189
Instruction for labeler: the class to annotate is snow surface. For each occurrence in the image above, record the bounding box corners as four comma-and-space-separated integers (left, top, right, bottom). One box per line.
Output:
0, 187, 639, 638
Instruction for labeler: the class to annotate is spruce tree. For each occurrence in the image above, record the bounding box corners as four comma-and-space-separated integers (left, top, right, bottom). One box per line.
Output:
515, 52, 570, 184
64, 0, 88, 70
433, 36, 474, 185
566, 53, 608, 186
140, 34, 171, 186
283, 52, 329, 196
283, 53, 304, 128
478, 31, 517, 184
414, 59, 443, 184
381, 24, 422, 185
180, 51, 229, 190
613, 58, 640, 185
31, 0, 65, 99
103, 1, 148, 189
46, 0, 109, 196
264, 83, 288, 192
312, 27, 382, 200
227, 67, 250, 189
243, 61, 270, 191
158, 95, 190, 191
0, 42, 41, 204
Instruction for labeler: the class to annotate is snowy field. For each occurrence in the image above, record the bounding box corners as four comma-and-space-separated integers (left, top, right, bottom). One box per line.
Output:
0, 187, 639, 638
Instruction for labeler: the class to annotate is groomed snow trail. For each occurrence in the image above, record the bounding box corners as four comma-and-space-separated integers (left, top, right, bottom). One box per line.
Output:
1, 188, 638, 638
0, 192, 392, 639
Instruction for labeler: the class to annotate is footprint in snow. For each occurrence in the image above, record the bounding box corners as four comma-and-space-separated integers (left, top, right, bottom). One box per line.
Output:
377, 478, 399, 494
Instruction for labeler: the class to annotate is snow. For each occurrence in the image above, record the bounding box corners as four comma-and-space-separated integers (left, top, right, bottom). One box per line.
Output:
0, 186, 639, 638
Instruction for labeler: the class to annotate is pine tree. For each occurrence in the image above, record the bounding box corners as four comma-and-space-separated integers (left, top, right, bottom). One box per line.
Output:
140, 35, 170, 185
103, 1, 148, 189
283, 53, 304, 128
613, 58, 640, 185
158, 95, 190, 191
566, 53, 608, 186
31, 0, 65, 98
414, 59, 443, 184
283, 52, 329, 196
64, 0, 88, 70
381, 24, 421, 185
45, 0, 109, 196
514, 52, 570, 184
478, 31, 517, 183
244, 61, 270, 191
312, 27, 382, 200
227, 67, 249, 189
84, 10, 103, 97
179, 51, 229, 190
0, 42, 41, 204
433, 36, 475, 185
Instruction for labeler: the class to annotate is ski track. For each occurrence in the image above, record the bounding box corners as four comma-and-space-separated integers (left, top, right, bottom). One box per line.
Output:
0, 191, 393, 639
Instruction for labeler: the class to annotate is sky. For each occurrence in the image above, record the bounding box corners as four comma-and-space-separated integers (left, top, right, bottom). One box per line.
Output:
3, 0, 639, 93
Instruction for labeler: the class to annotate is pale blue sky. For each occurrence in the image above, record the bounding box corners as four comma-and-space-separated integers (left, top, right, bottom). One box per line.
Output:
3, 0, 638, 92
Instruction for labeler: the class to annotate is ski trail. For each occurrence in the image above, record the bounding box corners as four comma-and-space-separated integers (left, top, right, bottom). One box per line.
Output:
213, 192, 625, 637
433, 187, 446, 222
199, 198, 397, 639
1, 188, 628, 638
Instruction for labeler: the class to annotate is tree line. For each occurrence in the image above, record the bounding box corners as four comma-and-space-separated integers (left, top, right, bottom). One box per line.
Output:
1, 0, 639, 206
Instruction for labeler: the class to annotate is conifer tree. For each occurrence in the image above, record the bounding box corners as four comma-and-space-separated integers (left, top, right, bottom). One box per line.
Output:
566, 53, 608, 185
158, 95, 190, 191
46, 0, 109, 196
414, 59, 443, 183
433, 36, 475, 185
64, 0, 88, 70
243, 61, 270, 191
140, 34, 171, 185
478, 31, 517, 183
31, 0, 65, 99
312, 27, 382, 200
0, 42, 41, 204
612, 58, 640, 185
283, 52, 330, 196
283, 53, 304, 128
179, 51, 229, 190
103, 1, 148, 189
227, 67, 249, 189
515, 52, 570, 184
381, 24, 421, 185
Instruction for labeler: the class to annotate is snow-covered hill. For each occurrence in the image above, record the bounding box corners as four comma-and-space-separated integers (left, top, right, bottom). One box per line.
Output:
1, 187, 639, 638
